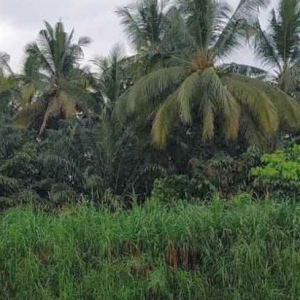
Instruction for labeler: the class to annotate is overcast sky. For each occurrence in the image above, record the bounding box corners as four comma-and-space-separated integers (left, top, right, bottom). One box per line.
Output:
0, 0, 277, 72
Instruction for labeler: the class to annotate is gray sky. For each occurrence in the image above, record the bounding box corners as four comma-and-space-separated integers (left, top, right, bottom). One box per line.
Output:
0, 0, 277, 72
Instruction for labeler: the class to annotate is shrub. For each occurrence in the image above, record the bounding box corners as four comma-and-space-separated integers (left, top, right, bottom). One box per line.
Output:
251, 144, 300, 195
189, 148, 262, 197
151, 174, 215, 203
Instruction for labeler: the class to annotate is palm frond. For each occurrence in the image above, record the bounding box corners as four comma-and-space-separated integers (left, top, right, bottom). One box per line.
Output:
202, 101, 215, 139
234, 0, 270, 20
116, 4, 145, 50
212, 0, 270, 59
39, 154, 83, 183
222, 74, 279, 133
272, 0, 300, 65
13, 102, 44, 129
93, 44, 125, 111
179, 0, 222, 49
115, 66, 187, 118
212, 18, 248, 59
219, 63, 270, 78
78, 36, 92, 47
240, 110, 271, 147
198, 68, 240, 139
253, 20, 281, 69
117, 0, 169, 51
0, 52, 14, 76
151, 90, 180, 147
49, 184, 77, 203
177, 72, 201, 122
235, 74, 300, 127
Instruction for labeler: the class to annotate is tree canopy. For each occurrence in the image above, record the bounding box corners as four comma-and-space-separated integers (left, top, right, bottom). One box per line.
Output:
0, 0, 299, 205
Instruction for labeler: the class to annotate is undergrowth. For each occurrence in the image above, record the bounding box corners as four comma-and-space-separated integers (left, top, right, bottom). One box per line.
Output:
0, 195, 299, 299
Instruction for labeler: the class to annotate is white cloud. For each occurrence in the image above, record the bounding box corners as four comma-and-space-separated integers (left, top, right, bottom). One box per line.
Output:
0, 0, 128, 71
0, 0, 278, 72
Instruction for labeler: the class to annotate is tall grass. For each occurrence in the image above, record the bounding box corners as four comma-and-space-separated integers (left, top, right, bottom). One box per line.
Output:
0, 195, 299, 299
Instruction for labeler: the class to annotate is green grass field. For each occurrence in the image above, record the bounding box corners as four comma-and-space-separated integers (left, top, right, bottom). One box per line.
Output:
0, 195, 300, 299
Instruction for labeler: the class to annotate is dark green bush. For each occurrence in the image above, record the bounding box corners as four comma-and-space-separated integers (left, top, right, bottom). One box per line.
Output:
0, 118, 167, 209
187, 148, 262, 197
151, 174, 215, 203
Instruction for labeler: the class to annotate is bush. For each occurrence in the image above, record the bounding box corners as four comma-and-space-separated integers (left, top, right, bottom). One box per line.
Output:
151, 174, 215, 203
1, 198, 300, 299
189, 148, 262, 197
251, 144, 300, 195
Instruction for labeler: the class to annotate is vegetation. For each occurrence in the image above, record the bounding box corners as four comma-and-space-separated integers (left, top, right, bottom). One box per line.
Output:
1, 196, 300, 299
252, 144, 300, 195
254, 0, 300, 94
14, 22, 91, 136
2, 0, 300, 296
115, 0, 300, 148
0, 0, 298, 205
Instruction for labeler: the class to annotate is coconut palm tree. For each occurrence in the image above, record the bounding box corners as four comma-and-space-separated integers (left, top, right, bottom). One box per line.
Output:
115, 0, 300, 148
0, 52, 20, 114
254, 0, 300, 95
14, 21, 92, 136
92, 45, 127, 116
117, 0, 185, 74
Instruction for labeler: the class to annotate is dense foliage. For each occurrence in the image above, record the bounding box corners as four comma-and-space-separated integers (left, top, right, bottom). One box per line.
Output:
0, 0, 300, 204
2, 0, 300, 297
252, 144, 300, 195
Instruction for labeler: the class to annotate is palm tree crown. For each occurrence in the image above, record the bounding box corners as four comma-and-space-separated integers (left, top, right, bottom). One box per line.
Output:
0, 53, 18, 113
92, 45, 126, 116
117, 0, 186, 73
254, 0, 300, 94
116, 0, 300, 148
14, 21, 92, 135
